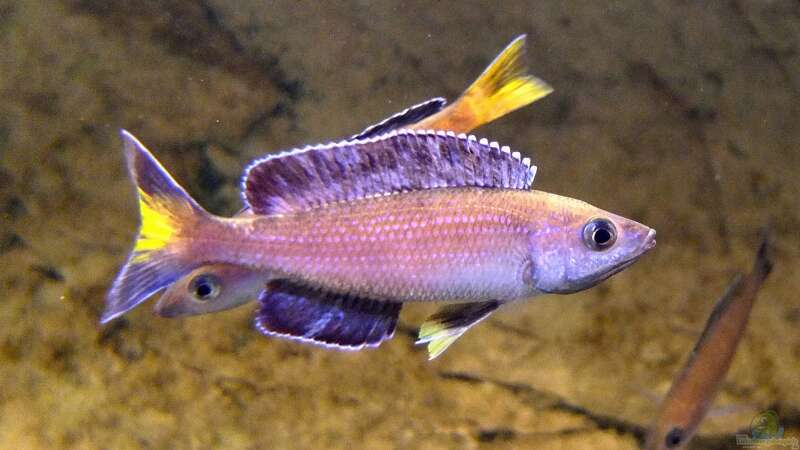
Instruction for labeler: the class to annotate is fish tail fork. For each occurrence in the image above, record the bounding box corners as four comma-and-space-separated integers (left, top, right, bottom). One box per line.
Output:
102, 130, 208, 323
411, 35, 553, 132
464, 34, 553, 124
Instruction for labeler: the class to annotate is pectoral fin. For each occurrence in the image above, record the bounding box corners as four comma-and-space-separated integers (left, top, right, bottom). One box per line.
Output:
417, 301, 500, 359
255, 280, 402, 350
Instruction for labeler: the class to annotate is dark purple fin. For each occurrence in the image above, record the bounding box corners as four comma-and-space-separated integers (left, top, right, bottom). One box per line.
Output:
254, 280, 402, 350
243, 130, 536, 215
351, 98, 447, 140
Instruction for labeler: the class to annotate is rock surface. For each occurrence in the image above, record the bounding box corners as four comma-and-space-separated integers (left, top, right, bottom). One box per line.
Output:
1, 0, 798, 448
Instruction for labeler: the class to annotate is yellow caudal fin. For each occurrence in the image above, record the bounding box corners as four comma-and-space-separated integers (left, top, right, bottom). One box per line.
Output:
410, 35, 553, 133
102, 130, 208, 324
464, 34, 553, 124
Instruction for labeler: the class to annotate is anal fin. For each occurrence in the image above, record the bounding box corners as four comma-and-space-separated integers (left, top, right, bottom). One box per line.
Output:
417, 301, 500, 360
255, 280, 402, 351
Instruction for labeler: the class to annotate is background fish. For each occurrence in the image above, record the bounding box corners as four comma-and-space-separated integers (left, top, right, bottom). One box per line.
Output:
104, 128, 655, 359
353, 34, 552, 139
157, 35, 553, 320
645, 232, 774, 450
155, 264, 271, 317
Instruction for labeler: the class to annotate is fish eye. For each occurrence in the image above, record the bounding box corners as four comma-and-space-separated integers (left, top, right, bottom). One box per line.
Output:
582, 218, 617, 250
664, 427, 684, 448
189, 274, 220, 301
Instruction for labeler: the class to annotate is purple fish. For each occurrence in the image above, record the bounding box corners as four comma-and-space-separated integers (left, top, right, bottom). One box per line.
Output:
103, 128, 655, 359
150, 35, 551, 324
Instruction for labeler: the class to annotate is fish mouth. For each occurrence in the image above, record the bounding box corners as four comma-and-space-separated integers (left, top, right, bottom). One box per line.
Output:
153, 296, 182, 318
583, 228, 657, 283
544, 228, 657, 295
154, 307, 180, 318
642, 228, 657, 252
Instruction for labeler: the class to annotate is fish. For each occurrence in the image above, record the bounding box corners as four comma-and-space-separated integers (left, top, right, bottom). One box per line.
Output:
353, 34, 552, 139
155, 35, 553, 319
103, 127, 656, 359
155, 263, 271, 317
644, 233, 774, 449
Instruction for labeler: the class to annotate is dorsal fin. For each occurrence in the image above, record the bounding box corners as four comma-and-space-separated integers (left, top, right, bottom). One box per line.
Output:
243, 130, 536, 215
351, 98, 447, 140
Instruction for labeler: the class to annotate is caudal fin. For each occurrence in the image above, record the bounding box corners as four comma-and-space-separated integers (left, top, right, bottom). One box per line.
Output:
411, 35, 553, 133
463, 34, 553, 124
102, 130, 207, 323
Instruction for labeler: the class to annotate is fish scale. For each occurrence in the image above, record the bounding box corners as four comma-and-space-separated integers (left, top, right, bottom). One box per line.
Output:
206, 188, 537, 303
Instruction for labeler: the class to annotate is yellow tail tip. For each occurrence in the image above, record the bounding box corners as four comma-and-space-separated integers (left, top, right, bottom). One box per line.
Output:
466, 34, 553, 123
121, 130, 205, 259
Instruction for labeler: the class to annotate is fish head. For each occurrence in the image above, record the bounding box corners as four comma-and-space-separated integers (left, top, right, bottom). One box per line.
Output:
645, 398, 699, 450
154, 264, 270, 317
527, 195, 656, 294
645, 422, 692, 450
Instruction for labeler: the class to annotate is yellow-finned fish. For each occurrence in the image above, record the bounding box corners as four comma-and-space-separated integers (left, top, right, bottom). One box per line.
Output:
358, 34, 552, 137
155, 35, 553, 320
103, 38, 655, 360
104, 127, 655, 359
645, 233, 773, 449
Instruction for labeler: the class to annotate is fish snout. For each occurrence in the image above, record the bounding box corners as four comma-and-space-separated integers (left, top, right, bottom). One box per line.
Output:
618, 218, 656, 255
642, 228, 657, 252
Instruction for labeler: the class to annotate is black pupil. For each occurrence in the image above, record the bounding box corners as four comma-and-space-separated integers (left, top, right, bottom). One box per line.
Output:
191, 275, 218, 300
196, 282, 212, 298
665, 427, 684, 447
583, 219, 616, 251
594, 227, 612, 245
